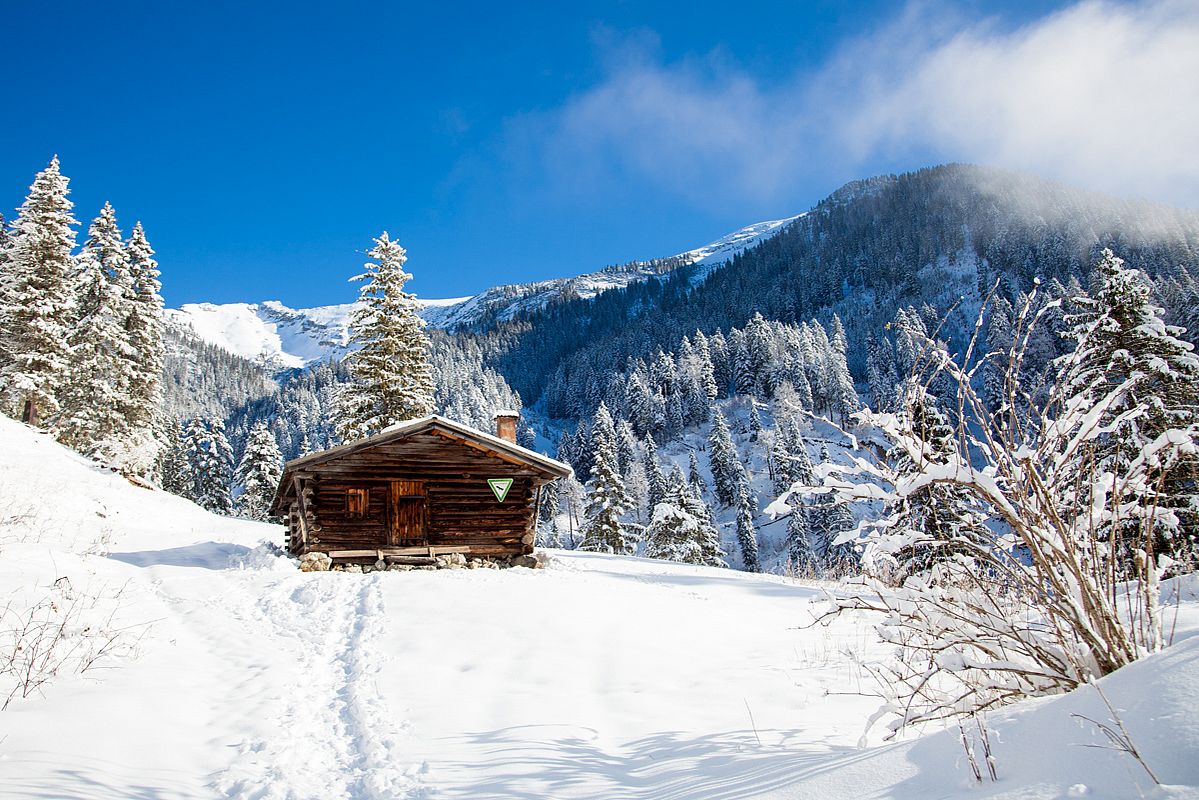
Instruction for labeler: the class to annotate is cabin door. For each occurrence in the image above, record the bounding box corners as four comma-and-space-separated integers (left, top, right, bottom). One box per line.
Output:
388, 480, 426, 546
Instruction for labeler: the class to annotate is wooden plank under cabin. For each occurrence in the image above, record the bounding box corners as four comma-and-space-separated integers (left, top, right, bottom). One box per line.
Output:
325, 545, 472, 558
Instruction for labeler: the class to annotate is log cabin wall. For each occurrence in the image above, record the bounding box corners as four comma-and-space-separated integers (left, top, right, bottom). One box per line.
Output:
284, 431, 546, 560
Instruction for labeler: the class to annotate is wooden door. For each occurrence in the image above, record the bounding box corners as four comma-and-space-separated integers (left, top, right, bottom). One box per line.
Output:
388, 480, 426, 545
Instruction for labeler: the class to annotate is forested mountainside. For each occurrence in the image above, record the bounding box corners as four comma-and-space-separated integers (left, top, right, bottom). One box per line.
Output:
161, 324, 278, 423
473, 164, 1199, 423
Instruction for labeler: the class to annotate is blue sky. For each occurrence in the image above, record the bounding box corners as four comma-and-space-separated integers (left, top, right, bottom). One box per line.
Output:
2, 1, 1195, 307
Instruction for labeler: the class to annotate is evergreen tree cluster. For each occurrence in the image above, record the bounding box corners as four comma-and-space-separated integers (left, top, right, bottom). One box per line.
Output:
0, 157, 165, 476
553, 313, 858, 481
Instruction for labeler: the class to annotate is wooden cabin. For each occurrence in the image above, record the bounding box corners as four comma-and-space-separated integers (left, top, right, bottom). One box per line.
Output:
270, 413, 572, 565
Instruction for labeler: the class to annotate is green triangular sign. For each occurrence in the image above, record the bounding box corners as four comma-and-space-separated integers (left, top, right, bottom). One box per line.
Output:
488, 478, 513, 502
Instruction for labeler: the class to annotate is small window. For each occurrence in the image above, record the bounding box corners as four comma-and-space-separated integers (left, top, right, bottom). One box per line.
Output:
346, 488, 369, 518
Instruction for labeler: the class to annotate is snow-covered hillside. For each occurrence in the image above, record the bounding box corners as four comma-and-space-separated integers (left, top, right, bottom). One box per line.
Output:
164, 215, 799, 369
3, 415, 1198, 799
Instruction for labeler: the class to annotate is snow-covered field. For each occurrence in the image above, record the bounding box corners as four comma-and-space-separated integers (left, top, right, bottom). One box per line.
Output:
2, 415, 1197, 799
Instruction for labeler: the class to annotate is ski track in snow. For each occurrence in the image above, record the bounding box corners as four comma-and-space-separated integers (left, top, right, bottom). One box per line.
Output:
209, 572, 424, 800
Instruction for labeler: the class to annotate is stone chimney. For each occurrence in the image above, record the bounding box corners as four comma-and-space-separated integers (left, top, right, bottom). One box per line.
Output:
494, 411, 518, 444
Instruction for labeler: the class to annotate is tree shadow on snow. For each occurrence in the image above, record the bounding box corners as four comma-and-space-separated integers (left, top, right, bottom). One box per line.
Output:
108, 541, 252, 570
428, 725, 882, 800
0, 759, 209, 800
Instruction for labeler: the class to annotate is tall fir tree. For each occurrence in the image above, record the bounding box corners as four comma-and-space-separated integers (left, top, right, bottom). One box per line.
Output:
687, 450, 706, 493
644, 465, 724, 567
537, 478, 563, 548
643, 434, 667, 509
123, 221, 165, 461
0, 212, 11, 370
984, 294, 1014, 412
0, 157, 78, 426
235, 421, 283, 520
748, 401, 763, 441
55, 203, 136, 461
158, 420, 189, 496
579, 403, 632, 553
784, 499, 815, 572
708, 408, 740, 506
337, 232, 435, 441
735, 485, 760, 572
187, 418, 235, 514
1058, 249, 1199, 562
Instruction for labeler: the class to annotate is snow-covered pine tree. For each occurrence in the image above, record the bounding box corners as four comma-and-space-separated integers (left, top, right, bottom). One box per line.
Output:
234, 420, 283, 520
784, 498, 816, 573
784, 420, 815, 486
826, 333, 860, 426
643, 434, 667, 509
687, 450, 706, 493
159, 419, 192, 498
865, 333, 898, 412
336, 232, 435, 441
643, 501, 706, 565
708, 409, 740, 506
709, 329, 731, 396
735, 485, 760, 572
0, 213, 11, 370
122, 220, 165, 467
0, 157, 78, 426
1058, 249, 1199, 564
692, 330, 719, 402
615, 420, 639, 476
748, 401, 763, 441
644, 465, 724, 567
55, 203, 136, 461
579, 402, 632, 553
984, 293, 1014, 412
537, 478, 563, 547
191, 418, 235, 514
770, 433, 792, 495
883, 382, 988, 581
624, 370, 654, 437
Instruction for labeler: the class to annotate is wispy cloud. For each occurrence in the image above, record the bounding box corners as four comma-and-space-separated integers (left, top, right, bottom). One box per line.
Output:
512, 1, 1199, 210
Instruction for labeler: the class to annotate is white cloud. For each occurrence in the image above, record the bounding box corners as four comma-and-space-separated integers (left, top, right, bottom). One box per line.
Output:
519, 0, 1199, 208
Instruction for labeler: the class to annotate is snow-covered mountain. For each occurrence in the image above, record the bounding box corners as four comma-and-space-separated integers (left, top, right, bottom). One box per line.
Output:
164, 214, 800, 369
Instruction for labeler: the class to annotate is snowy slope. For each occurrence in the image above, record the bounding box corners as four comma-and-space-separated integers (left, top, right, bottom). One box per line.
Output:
165, 215, 800, 369
3, 415, 1197, 799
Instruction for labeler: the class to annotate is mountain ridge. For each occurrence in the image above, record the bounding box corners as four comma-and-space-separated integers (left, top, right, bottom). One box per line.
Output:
164, 213, 800, 369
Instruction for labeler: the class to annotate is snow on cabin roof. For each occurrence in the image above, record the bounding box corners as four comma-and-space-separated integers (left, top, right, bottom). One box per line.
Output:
281, 414, 572, 480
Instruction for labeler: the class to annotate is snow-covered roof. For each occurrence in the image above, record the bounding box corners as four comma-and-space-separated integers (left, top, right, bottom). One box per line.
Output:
275, 415, 571, 507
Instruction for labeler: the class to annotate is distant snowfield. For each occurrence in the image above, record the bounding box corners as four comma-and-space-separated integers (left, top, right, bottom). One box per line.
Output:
2, 416, 1197, 799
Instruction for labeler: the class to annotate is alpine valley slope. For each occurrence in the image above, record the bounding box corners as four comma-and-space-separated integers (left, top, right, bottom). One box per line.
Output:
163, 215, 800, 370
2, 416, 1199, 799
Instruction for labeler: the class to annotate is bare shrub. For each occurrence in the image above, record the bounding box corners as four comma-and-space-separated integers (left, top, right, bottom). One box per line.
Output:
1, 577, 144, 710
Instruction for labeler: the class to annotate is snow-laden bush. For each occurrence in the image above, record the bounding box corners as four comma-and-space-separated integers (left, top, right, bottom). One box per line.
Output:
776, 255, 1199, 734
